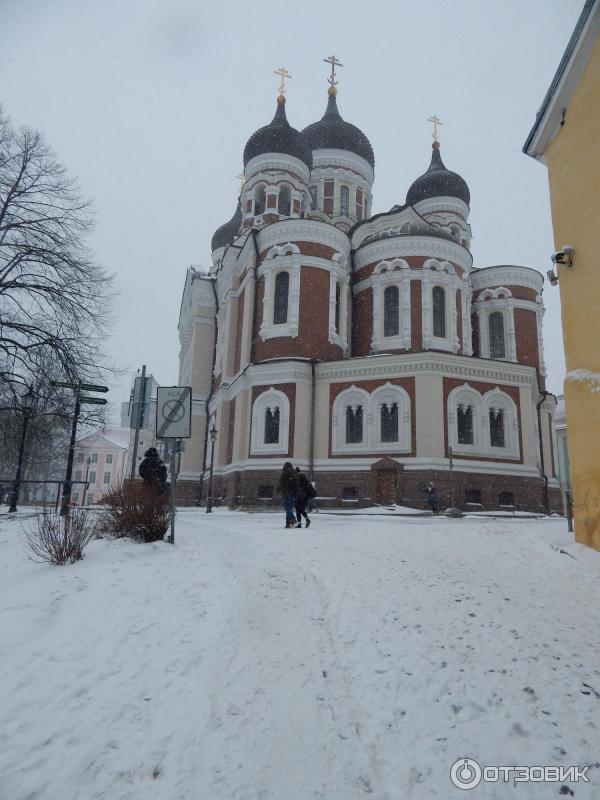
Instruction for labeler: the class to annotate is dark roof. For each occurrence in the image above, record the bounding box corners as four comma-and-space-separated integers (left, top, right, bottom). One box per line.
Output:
301, 91, 375, 168
243, 97, 312, 169
211, 200, 242, 252
523, 0, 597, 155
406, 142, 470, 206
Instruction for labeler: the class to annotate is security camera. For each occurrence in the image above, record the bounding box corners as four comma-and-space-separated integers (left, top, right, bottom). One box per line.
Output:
547, 269, 559, 286
551, 245, 574, 267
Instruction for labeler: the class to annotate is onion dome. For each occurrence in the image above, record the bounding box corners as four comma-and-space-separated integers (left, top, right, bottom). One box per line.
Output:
406, 141, 470, 206
211, 200, 242, 252
302, 89, 375, 168
243, 96, 312, 170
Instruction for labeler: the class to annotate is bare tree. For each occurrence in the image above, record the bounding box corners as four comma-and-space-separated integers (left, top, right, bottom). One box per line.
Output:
0, 109, 114, 404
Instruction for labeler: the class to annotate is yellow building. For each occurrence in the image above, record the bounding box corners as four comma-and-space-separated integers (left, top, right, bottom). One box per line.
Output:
524, 0, 600, 549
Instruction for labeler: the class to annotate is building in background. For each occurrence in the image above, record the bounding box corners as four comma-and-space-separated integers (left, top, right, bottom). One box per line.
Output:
552, 395, 571, 516
524, 0, 600, 548
72, 428, 130, 505
176, 70, 559, 512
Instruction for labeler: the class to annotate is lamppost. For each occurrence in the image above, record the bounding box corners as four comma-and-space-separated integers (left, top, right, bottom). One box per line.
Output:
81, 456, 92, 507
206, 424, 218, 513
8, 385, 36, 513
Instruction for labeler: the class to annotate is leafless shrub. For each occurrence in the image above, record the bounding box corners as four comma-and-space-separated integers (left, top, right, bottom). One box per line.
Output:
25, 508, 97, 565
98, 482, 170, 543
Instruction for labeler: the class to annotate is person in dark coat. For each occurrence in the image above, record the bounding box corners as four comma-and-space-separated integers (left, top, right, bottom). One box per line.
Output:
0, 484, 5, 505
139, 447, 167, 492
426, 483, 440, 514
279, 462, 297, 528
295, 471, 311, 528
306, 479, 317, 513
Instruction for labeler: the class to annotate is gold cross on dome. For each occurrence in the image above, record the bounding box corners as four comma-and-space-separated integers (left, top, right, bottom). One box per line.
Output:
274, 66, 292, 97
235, 172, 245, 193
428, 114, 443, 142
324, 54, 343, 88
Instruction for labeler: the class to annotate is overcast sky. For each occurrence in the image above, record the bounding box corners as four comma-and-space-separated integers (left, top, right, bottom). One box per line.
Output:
1, 0, 581, 420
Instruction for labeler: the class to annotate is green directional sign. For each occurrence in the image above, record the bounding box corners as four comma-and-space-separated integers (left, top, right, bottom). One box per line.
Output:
50, 380, 79, 389
80, 383, 109, 393
80, 396, 107, 405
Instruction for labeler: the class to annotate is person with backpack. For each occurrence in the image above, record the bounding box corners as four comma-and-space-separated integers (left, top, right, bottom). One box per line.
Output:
307, 479, 317, 513
425, 482, 440, 515
294, 470, 311, 528
139, 447, 167, 493
279, 462, 297, 529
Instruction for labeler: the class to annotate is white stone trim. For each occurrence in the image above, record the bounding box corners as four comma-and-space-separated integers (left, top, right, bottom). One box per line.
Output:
256, 219, 350, 255
244, 153, 310, 184
258, 250, 301, 341
354, 235, 472, 272
250, 387, 290, 455
311, 148, 374, 184
447, 383, 520, 460
422, 259, 461, 353
328, 259, 349, 350
371, 258, 412, 351
331, 383, 411, 455
413, 195, 470, 218
471, 265, 544, 293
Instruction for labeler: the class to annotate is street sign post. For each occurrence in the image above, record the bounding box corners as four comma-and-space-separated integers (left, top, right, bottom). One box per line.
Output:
156, 386, 192, 545
80, 396, 107, 405
80, 383, 109, 393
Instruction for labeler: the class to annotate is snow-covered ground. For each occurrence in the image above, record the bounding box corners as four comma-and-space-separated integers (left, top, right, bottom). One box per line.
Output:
1, 509, 600, 800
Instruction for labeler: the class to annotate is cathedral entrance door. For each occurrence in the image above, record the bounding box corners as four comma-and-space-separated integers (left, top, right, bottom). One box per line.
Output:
376, 470, 397, 505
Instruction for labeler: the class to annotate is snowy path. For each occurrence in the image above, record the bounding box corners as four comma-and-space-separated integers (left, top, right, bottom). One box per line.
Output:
1, 510, 599, 799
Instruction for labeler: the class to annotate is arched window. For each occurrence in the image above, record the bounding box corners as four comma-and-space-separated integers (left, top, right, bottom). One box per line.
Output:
278, 185, 291, 216
384, 285, 400, 337
432, 286, 446, 338
381, 402, 398, 442
264, 407, 280, 444
340, 185, 350, 216
489, 312, 506, 359
346, 405, 363, 444
457, 404, 473, 444
254, 185, 266, 215
489, 408, 505, 448
335, 281, 341, 334
356, 188, 364, 220
273, 272, 289, 324
309, 185, 318, 210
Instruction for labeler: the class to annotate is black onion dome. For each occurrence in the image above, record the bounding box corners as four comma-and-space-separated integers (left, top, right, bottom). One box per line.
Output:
301, 92, 375, 168
211, 200, 242, 252
243, 97, 312, 169
406, 142, 470, 206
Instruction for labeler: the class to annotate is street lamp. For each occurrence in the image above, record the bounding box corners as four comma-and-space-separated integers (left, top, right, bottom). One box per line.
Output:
8, 385, 36, 513
206, 424, 218, 513
81, 456, 92, 507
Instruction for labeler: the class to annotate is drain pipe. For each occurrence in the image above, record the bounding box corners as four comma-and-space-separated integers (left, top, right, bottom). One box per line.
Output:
309, 359, 317, 479
536, 382, 550, 515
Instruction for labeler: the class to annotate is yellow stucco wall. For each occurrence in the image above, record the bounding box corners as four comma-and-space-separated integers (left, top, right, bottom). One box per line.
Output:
545, 33, 600, 549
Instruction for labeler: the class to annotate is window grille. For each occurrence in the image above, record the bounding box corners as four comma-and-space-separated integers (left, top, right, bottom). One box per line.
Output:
91, 453, 98, 464
324, 181, 334, 215
103, 472, 111, 485
488, 312, 506, 359
384, 285, 400, 337
381, 402, 399, 442
457, 404, 473, 444
273, 272, 289, 324
489, 408, 505, 448
432, 286, 446, 338
345, 405, 363, 444
105, 454, 113, 464
264, 407, 280, 444
340, 185, 349, 216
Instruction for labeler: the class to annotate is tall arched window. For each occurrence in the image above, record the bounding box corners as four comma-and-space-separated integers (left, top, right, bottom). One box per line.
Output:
384, 285, 400, 337
273, 272, 289, 324
264, 407, 280, 444
381, 402, 399, 442
346, 405, 363, 444
254, 185, 266, 215
340, 185, 350, 216
278, 186, 291, 216
457, 404, 473, 444
335, 281, 341, 334
489, 408, 505, 448
432, 286, 446, 338
489, 312, 506, 359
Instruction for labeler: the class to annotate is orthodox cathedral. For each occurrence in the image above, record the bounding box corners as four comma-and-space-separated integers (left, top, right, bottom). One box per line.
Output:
177, 61, 559, 511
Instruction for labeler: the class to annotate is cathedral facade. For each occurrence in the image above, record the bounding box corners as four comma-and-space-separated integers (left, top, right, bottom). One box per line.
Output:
177, 77, 559, 511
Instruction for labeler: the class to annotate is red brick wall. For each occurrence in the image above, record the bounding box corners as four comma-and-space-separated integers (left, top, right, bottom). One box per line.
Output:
514, 308, 540, 371
352, 286, 373, 357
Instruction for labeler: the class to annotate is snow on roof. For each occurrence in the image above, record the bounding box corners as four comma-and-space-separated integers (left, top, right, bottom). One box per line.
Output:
76, 427, 131, 450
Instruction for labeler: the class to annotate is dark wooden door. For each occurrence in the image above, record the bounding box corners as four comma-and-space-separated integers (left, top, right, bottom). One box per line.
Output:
376, 470, 396, 505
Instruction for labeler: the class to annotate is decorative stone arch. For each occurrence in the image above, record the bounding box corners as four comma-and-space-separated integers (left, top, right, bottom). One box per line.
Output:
473, 288, 517, 361
371, 258, 412, 351
250, 387, 290, 455
332, 386, 371, 454
259, 244, 301, 340
266, 242, 301, 260
370, 382, 411, 451
447, 383, 485, 455
422, 259, 461, 352
482, 388, 520, 458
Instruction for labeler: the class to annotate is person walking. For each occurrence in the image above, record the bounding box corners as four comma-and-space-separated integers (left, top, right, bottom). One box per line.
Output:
307, 479, 317, 513
139, 447, 167, 493
425, 483, 440, 515
295, 471, 311, 528
279, 462, 297, 529
0, 484, 5, 505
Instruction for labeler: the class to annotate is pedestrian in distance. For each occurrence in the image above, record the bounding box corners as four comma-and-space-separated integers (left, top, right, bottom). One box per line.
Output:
294, 470, 311, 528
279, 462, 297, 529
425, 482, 440, 515
0, 483, 5, 505
307, 479, 318, 513
139, 447, 167, 493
